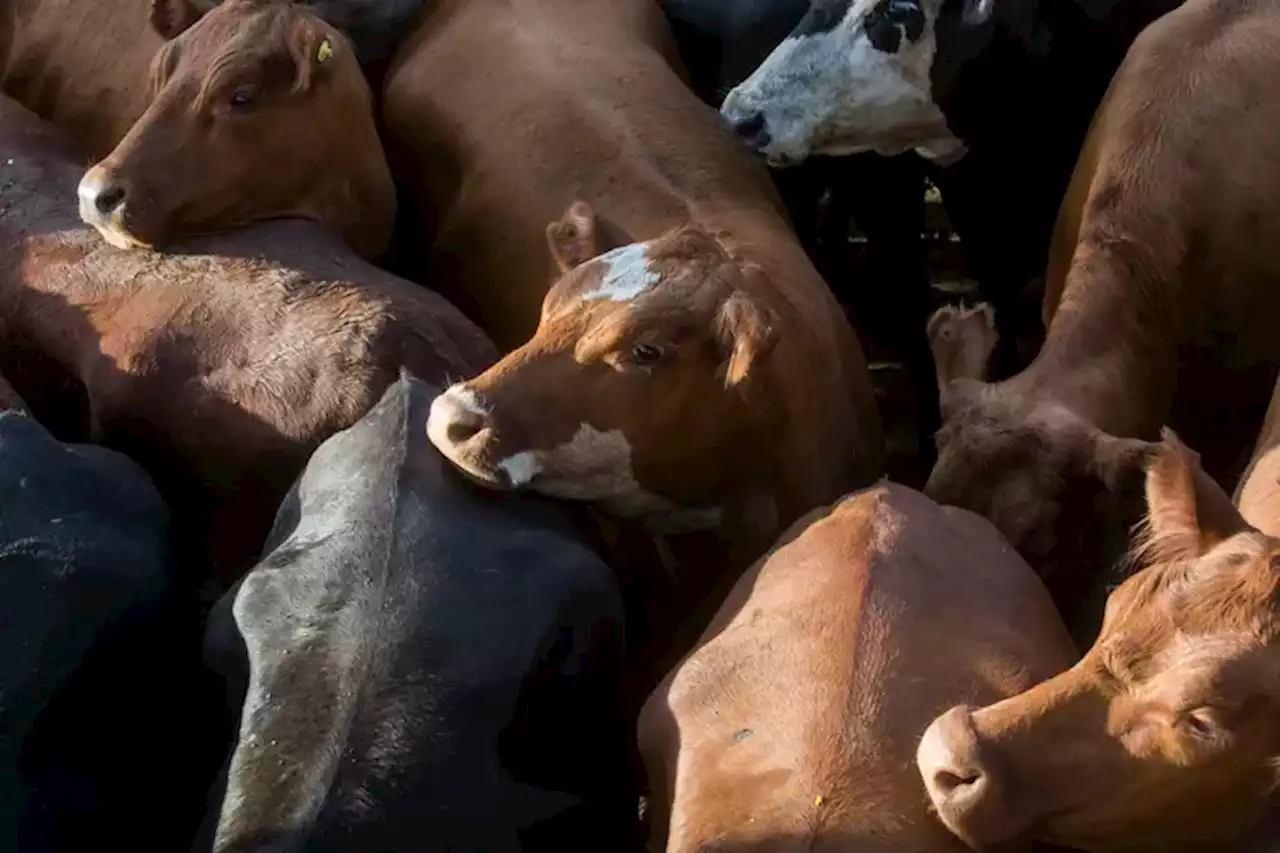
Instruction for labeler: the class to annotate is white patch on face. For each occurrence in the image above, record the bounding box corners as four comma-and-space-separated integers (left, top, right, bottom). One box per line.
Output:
579, 243, 660, 303
720, 0, 965, 165
517, 423, 723, 533
497, 450, 542, 487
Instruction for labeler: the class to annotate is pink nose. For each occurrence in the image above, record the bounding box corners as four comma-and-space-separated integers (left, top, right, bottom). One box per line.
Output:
917, 705, 1013, 846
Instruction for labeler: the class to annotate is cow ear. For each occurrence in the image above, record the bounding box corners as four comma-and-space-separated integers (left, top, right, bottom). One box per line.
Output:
1142, 428, 1248, 563
960, 0, 995, 26
716, 289, 778, 390
546, 202, 604, 272
150, 0, 204, 40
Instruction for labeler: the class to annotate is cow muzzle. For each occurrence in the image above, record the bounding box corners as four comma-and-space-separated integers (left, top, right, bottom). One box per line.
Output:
426, 384, 540, 490
918, 705, 1027, 848
77, 165, 153, 251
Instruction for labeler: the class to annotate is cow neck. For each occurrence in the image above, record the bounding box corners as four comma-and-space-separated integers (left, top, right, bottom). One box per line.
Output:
1010, 242, 1179, 438
703, 203, 872, 516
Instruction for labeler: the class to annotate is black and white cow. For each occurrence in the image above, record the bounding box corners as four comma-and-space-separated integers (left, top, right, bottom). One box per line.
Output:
721, 0, 1184, 372
0, 393, 225, 852
201, 374, 637, 853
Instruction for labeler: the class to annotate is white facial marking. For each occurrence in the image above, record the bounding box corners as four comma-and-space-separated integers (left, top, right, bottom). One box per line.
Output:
527, 423, 723, 533
498, 450, 542, 487
579, 243, 660, 303
720, 0, 965, 165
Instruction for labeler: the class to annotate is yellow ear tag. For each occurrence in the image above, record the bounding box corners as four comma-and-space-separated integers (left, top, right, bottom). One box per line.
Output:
316, 39, 333, 63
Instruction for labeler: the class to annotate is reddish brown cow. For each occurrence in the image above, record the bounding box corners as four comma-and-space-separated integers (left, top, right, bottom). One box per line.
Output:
77, 0, 399, 257
922, 0, 1280, 595
1, 0, 162, 159
638, 483, 1077, 852
0, 94, 495, 583
404, 0, 883, 563
917, 426, 1280, 852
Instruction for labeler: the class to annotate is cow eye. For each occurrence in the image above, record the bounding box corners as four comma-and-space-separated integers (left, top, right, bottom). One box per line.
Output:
228, 86, 257, 111
630, 343, 663, 365
1181, 708, 1218, 738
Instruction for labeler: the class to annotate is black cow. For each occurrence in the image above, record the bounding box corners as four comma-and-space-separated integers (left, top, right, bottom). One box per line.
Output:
720, 0, 1184, 373
0, 397, 225, 852
200, 374, 636, 853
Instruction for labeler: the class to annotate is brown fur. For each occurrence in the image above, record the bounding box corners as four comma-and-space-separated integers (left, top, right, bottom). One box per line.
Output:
404, 0, 883, 563
0, 0, 162, 159
0, 95, 495, 584
925, 0, 1280, 586
918, 430, 1280, 852
80, 0, 395, 257
640, 483, 1077, 852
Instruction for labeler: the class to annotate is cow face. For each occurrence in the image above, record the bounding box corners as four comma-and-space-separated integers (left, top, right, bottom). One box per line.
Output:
77, 0, 394, 257
918, 433, 1280, 851
719, 0, 992, 167
923, 304, 1153, 571
425, 202, 779, 534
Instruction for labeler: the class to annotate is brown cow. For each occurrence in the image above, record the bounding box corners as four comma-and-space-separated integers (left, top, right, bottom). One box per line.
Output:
922, 0, 1280, 600
917, 426, 1280, 852
405, 0, 883, 562
76, 0, 399, 257
1, 0, 418, 162
0, 94, 495, 583
1, 0, 161, 159
637, 483, 1077, 852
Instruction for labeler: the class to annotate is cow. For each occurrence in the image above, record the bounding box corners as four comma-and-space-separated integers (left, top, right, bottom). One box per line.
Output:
919, 0, 1280, 631
719, 0, 1184, 375
658, 0, 942, 470
1, 0, 162, 160
392, 0, 882, 538
0, 94, 496, 585
637, 482, 1077, 852
199, 374, 639, 853
75, 0, 410, 258
916, 425, 1280, 852
0, 0, 419, 163
0, 392, 228, 852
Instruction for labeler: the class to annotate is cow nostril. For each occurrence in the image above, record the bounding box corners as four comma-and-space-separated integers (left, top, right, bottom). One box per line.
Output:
732, 111, 771, 148
444, 410, 486, 446
95, 184, 127, 216
933, 767, 984, 798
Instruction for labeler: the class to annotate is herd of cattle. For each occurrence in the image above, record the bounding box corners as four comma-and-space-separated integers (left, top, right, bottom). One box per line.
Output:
3, 0, 1280, 850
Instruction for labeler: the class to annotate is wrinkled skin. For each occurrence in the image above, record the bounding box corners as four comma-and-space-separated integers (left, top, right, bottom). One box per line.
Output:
918, 431, 1280, 852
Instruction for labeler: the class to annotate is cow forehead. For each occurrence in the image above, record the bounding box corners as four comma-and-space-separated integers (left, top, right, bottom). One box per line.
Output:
576, 242, 662, 303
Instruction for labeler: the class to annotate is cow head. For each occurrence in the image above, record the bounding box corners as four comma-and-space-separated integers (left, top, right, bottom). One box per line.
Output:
923, 303, 1154, 571
918, 432, 1280, 851
719, 0, 992, 167
425, 201, 781, 536
77, 0, 395, 257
